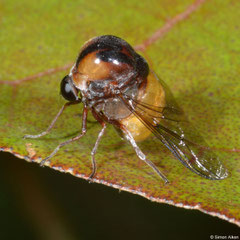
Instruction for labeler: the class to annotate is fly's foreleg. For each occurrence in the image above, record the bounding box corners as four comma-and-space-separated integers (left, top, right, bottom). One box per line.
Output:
24, 102, 79, 139
39, 106, 88, 166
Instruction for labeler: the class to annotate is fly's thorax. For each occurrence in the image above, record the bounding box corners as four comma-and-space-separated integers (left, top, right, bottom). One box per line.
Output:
71, 35, 149, 99
76, 51, 134, 82
119, 71, 166, 142
71, 35, 136, 91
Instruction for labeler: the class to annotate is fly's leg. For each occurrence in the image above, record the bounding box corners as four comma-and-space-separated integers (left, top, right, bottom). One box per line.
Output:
121, 125, 169, 184
88, 109, 107, 180
24, 101, 79, 139
40, 106, 88, 166
89, 124, 106, 180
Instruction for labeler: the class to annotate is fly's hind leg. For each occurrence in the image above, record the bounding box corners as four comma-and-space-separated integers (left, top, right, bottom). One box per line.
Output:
121, 125, 169, 184
24, 101, 79, 139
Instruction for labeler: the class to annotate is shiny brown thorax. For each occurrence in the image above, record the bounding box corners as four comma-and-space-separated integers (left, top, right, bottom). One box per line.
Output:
71, 35, 165, 142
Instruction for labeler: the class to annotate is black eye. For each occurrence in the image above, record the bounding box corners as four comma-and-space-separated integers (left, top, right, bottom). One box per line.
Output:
60, 75, 79, 102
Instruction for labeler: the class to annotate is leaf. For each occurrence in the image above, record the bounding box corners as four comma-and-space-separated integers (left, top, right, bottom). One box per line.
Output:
1, 0, 239, 227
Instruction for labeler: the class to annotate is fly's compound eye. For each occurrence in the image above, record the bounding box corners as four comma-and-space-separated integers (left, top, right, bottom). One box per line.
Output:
60, 75, 80, 102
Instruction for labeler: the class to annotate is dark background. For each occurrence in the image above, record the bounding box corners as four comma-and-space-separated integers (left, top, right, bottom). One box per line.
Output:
0, 152, 239, 240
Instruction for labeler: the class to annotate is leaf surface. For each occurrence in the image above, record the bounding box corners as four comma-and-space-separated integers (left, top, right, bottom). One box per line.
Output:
0, 0, 239, 226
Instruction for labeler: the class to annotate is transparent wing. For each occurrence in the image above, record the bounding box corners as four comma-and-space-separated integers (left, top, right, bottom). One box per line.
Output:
120, 72, 228, 180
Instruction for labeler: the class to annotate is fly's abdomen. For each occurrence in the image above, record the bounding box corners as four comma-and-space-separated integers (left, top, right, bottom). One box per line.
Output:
119, 71, 166, 142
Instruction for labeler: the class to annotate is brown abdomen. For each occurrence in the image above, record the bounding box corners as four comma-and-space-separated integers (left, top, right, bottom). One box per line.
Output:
119, 71, 165, 142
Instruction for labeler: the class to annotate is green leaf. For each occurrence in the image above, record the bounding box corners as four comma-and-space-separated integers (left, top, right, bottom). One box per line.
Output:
1, 0, 239, 226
